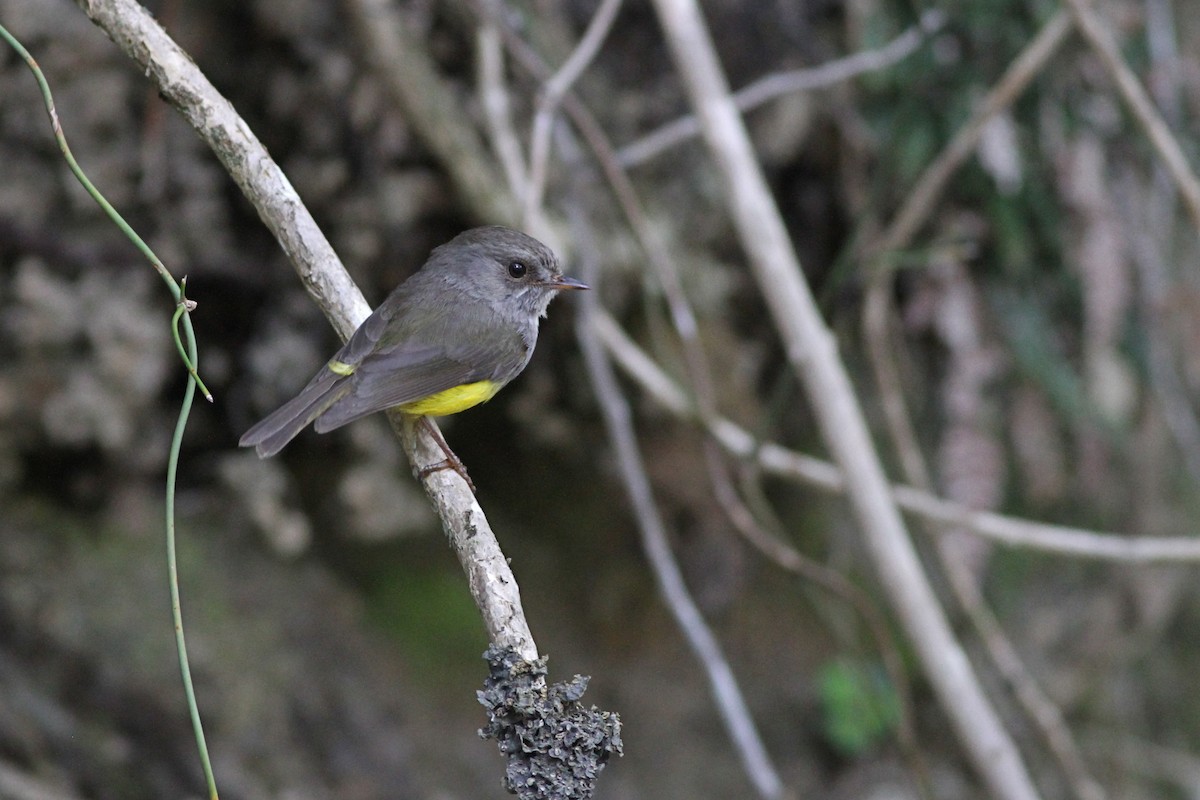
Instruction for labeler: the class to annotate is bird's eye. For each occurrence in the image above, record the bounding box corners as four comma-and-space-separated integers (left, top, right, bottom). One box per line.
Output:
507, 261, 528, 279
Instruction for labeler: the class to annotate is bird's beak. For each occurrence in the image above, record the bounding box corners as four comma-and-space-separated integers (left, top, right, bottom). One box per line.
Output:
548, 275, 589, 291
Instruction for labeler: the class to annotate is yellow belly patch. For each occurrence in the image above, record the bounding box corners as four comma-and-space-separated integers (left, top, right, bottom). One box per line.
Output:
398, 380, 502, 417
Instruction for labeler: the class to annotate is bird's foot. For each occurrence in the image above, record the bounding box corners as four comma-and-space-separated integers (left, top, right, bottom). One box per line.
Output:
416, 416, 476, 493
417, 456, 476, 494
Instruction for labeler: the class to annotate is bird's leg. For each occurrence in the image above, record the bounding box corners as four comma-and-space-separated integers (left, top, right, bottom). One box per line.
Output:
416, 416, 476, 493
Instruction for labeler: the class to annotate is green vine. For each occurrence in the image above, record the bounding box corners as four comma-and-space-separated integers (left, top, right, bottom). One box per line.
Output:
0, 22, 219, 800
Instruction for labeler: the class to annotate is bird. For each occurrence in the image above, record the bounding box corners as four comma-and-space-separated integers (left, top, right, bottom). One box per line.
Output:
239, 226, 587, 488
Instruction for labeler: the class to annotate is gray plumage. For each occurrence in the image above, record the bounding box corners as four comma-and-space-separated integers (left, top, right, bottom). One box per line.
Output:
239, 227, 585, 457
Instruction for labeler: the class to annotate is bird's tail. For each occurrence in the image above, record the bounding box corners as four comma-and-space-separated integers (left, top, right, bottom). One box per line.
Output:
239, 370, 351, 457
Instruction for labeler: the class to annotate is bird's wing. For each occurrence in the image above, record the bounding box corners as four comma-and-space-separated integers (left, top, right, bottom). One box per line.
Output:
312, 336, 525, 432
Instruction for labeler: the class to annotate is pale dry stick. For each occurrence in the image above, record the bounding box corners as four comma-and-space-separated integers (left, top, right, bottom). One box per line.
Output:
73, 0, 539, 662
568, 204, 785, 800
477, 25, 530, 204
648, 0, 1041, 797
479, 1, 711, 398
617, 9, 946, 168
941, 559, 1106, 800
523, 0, 623, 225
548, 48, 927, 781
344, 0, 514, 226
489, 14, 788, 790
707, 448, 932, 796
891, 483, 1200, 562
1064, 0, 1200, 232
474, 23, 558, 250
857, 13, 1109, 799
592, 309, 1200, 563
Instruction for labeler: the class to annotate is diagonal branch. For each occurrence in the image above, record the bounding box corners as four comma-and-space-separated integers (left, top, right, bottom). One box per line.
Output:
345, 0, 514, 226
523, 0, 622, 224
645, 1, 1041, 797
593, 308, 1200, 564
73, 0, 538, 661
618, 9, 946, 168
569, 205, 784, 800
1064, 0, 1200, 232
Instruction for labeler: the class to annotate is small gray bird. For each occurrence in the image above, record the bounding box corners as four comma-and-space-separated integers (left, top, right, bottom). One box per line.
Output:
239, 226, 587, 479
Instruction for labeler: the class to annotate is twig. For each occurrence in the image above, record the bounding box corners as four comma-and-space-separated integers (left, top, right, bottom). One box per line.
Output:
478, 1, 712, 405
707, 445, 932, 794
486, 7, 789, 781
344, 0, 514, 226
524, 0, 622, 224
591, 309, 1200, 563
472, 17, 559, 250
73, 0, 539, 661
1063, 0, 1200, 232
568, 204, 784, 800
646, 0, 1040, 797
476, 25, 530, 203
617, 9, 946, 168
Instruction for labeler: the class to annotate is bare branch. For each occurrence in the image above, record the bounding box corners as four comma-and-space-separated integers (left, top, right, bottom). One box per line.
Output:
646, 0, 1040, 797
524, 0, 622, 224
476, 25, 530, 202
618, 9, 947, 168
1064, 0, 1200, 232
74, 0, 538, 661
593, 309, 1200, 564
569, 205, 784, 800
344, 0, 515, 226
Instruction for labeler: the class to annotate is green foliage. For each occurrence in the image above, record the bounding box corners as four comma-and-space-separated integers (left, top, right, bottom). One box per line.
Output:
817, 657, 901, 756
